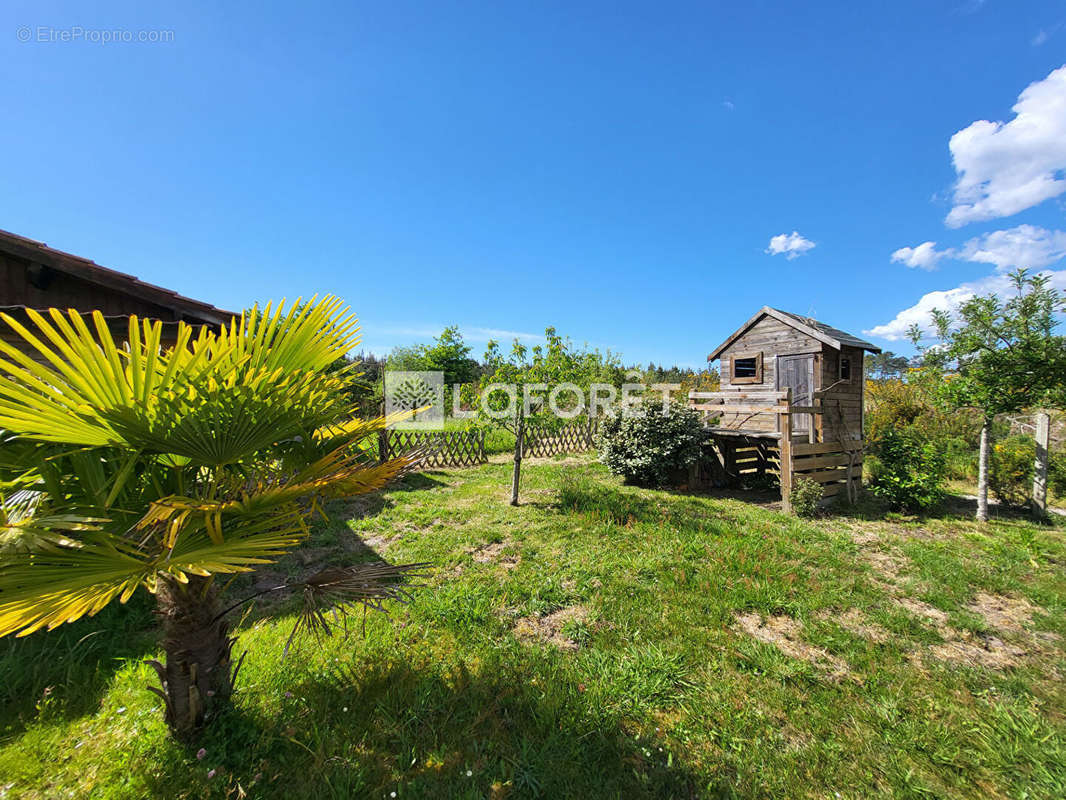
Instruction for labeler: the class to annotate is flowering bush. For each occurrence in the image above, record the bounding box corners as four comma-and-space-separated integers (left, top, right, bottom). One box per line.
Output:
989, 434, 1034, 507
598, 399, 703, 487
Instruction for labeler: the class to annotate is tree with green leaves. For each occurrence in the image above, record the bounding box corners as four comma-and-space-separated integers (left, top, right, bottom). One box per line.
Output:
388, 326, 480, 414
0, 299, 424, 736
477, 327, 624, 504
911, 270, 1066, 521
863, 350, 912, 381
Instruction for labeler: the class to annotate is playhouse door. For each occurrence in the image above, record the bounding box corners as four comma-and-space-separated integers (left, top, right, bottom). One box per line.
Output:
777, 355, 813, 434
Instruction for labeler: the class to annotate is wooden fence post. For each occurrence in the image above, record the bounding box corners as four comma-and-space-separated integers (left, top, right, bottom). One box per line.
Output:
1033, 411, 1050, 517
780, 389, 793, 514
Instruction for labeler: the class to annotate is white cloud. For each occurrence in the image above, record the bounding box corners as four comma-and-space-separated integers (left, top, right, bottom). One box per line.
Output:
891, 241, 953, 270
865, 269, 1066, 340
1032, 24, 1062, 47
766, 231, 816, 259
958, 224, 1066, 270
946, 65, 1066, 227
372, 324, 542, 344
465, 327, 542, 343
890, 224, 1066, 272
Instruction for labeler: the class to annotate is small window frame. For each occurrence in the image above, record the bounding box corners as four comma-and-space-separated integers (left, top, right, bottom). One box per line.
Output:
839, 355, 852, 382
730, 351, 763, 385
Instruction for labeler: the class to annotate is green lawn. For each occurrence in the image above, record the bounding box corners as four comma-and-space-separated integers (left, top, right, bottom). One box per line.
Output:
2, 455, 1065, 799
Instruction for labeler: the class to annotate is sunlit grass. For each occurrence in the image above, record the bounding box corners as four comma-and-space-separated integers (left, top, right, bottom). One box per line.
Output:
2, 455, 1064, 798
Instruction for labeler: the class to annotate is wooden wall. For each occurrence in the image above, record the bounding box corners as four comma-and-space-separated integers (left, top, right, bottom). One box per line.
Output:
819, 345, 864, 443
717, 316, 867, 442
0, 252, 204, 359
719, 316, 821, 432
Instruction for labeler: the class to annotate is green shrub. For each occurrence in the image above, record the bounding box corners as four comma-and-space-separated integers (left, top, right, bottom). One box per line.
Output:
598, 399, 703, 487
943, 436, 978, 482
789, 477, 823, 518
989, 434, 1034, 507
868, 429, 947, 513
1050, 449, 1066, 499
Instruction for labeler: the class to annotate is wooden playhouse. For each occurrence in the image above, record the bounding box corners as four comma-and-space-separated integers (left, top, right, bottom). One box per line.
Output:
690, 307, 881, 510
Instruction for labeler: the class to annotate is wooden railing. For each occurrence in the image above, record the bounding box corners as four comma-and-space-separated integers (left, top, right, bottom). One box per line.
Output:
688, 389, 863, 508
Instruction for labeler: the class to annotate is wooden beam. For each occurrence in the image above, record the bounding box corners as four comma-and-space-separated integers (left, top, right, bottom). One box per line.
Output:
792, 442, 863, 456
792, 453, 861, 470
689, 391, 788, 400
779, 388, 793, 513
692, 403, 789, 414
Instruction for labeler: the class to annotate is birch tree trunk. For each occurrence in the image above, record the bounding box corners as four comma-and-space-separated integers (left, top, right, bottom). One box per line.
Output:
1032, 411, 1050, 518
976, 420, 990, 523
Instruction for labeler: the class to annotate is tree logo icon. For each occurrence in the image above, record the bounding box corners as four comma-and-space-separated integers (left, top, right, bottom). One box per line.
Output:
384, 371, 444, 429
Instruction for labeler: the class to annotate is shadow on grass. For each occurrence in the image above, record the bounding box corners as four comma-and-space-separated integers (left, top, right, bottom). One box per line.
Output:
552, 473, 763, 530
824, 490, 1062, 526
138, 658, 724, 799
226, 476, 448, 624
0, 593, 158, 738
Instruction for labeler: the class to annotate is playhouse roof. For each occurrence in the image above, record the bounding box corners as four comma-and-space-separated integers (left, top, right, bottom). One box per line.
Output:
707, 306, 881, 362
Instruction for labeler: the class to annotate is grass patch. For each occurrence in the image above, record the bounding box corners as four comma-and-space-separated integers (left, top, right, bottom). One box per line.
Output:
2, 456, 1065, 798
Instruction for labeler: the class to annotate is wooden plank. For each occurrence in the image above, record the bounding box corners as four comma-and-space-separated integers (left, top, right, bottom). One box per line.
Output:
792, 453, 859, 470
689, 391, 787, 400
692, 403, 789, 414
821, 482, 846, 497
793, 442, 863, 456
799, 468, 850, 484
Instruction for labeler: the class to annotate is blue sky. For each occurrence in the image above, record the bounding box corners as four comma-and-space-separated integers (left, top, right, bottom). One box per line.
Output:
2, 1, 1065, 367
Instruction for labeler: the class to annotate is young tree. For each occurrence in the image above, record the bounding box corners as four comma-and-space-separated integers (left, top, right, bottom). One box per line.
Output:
477, 328, 624, 504
0, 299, 424, 737
912, 270, 1066, 521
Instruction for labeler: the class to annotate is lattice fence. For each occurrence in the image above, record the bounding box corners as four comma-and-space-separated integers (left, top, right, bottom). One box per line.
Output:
382, 429, 486, 468
522, 420, 599, 458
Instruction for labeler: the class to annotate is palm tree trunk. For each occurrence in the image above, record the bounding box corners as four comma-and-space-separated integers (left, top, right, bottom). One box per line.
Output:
976, 419, 990, 523
153, 575, 236, 738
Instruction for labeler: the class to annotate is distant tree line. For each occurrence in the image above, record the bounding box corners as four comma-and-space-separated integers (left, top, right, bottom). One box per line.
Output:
341, 325, 718, 417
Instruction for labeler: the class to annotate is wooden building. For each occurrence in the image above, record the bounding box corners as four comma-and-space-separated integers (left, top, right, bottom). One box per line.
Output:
691, 307, 881, 509
0, 229, 235, 354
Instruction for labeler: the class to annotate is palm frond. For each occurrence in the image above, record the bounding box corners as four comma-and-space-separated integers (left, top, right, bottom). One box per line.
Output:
0, 533, 151, 637
0, 298, 361, 457
283, 561, 430, 655
136, 449, 419, 536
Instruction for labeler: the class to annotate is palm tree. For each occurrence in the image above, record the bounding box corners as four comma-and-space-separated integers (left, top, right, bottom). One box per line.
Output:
0, 298, 425, 737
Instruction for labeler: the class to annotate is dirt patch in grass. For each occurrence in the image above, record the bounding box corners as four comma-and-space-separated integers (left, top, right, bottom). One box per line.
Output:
734, 613, 849, 680
356, 531, 399, 553
896, 592, 1059, 671
849, 528, 882, 546
512, 605, 588, 651
894, 597, 951, 627
468, 540, 520, 571
928, 636, 1030, 669
820, 608, 890, 644
862, 549, 909, 590
966, 592, 1042, 634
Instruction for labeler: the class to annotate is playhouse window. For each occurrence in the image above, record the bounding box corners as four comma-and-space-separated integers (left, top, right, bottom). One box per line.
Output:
731, 352, 762, 384
839, 357, 851, 381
